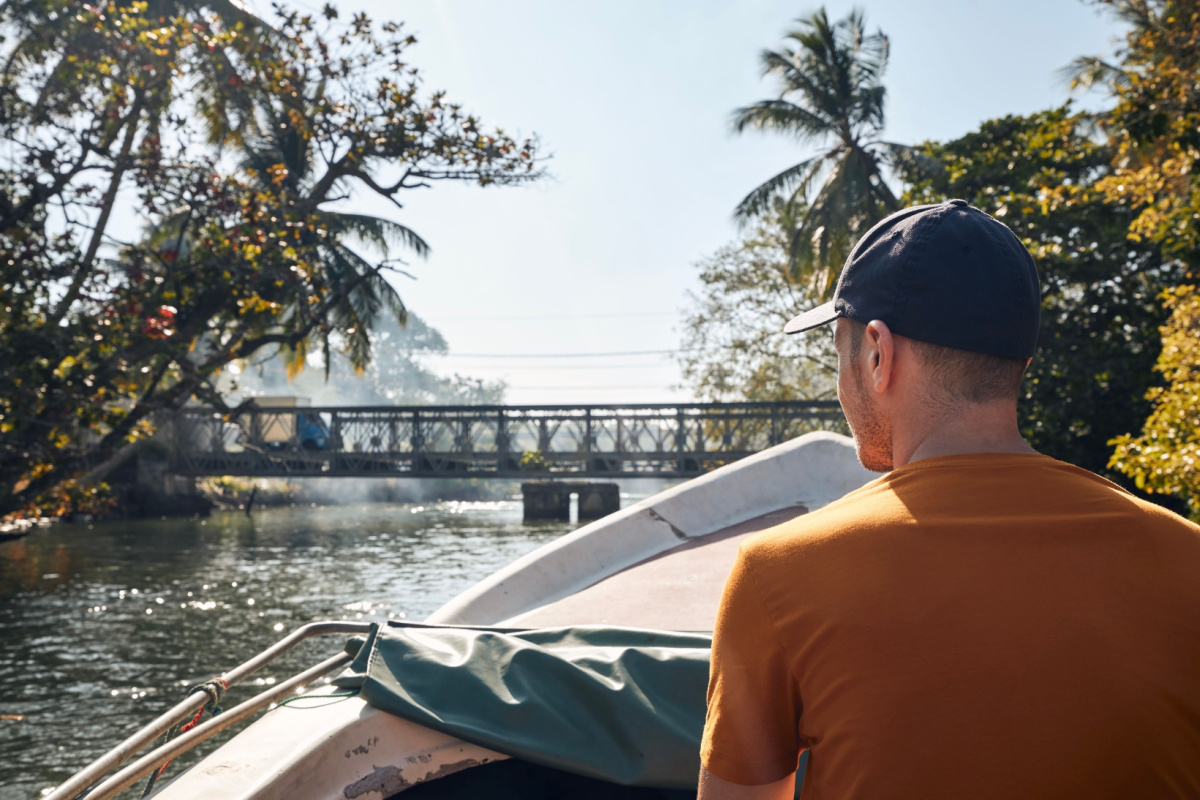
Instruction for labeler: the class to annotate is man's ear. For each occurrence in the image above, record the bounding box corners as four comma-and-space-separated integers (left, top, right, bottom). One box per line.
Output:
864, 320, 895, 394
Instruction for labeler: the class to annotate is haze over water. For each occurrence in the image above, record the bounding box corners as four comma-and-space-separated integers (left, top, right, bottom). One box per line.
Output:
0, 502, 579, 799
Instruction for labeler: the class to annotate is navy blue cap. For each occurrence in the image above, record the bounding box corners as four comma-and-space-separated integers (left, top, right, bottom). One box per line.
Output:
783, 199, 1041, 359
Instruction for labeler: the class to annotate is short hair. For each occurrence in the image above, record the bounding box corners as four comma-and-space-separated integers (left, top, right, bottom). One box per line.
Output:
847, 319, 1027, 404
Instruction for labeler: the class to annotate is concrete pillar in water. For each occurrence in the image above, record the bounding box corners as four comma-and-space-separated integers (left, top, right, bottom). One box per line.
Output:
521, 482, 571, 520
576, 483, 620, 520
522, 481, 620, 521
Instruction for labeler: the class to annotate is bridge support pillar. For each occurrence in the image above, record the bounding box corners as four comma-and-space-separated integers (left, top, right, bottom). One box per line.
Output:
522, 481, 619, 522
576, 483, 620, 520
522, 482, 570, 520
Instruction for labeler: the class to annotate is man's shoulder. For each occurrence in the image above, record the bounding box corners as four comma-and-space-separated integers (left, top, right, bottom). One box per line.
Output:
738, 475, 901, 564
1009, 455, 1200, 533
736, 452, 1200, 568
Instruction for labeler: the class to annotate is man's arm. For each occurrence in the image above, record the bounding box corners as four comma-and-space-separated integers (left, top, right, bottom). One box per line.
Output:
701, 547, 804, 789
698, 767, 795, 800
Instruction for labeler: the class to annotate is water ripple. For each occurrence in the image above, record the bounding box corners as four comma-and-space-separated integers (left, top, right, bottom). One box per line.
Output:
0, 500, 575, 799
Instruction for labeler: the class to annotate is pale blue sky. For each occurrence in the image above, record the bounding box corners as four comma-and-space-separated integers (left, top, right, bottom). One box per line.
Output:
290, 0, 1125, 404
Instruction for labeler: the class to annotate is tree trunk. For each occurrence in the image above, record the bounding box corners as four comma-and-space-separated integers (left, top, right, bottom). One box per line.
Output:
46, 94, 144, 328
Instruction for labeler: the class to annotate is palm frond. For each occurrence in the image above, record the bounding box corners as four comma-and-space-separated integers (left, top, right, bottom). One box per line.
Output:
758, 50, 840, 117
846, 16, 889, 84
730, 98, 835, 143
1059, 56, 1133, 93
876, 141, 943, 182
328, 214, 431, 259
734, 156, 825, 223
319, 247, 378, 372
850, 84, 886, 136
790, 146, 895, 279
329, 244, 408, 328
790, 157, 850, 271
337, 244, 409, 325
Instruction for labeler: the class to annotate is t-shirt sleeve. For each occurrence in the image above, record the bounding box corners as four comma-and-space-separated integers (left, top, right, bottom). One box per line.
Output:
701, 544, 803, 785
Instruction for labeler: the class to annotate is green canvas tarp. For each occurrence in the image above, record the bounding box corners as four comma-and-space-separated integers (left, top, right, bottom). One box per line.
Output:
334, 622, 714, 790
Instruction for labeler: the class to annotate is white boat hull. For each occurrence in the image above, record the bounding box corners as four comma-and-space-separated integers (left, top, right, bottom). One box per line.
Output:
152, 431, 871, 799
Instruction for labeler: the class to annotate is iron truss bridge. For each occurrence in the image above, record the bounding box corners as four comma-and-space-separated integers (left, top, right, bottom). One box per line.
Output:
170, 401, 846, 479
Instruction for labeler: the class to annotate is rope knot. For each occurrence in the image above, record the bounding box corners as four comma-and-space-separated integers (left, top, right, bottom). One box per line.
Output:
141, 677, 230, 797
186, 677, 228, 715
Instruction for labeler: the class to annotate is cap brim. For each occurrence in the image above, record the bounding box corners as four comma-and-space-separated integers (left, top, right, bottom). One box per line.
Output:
783, 301, 839, 335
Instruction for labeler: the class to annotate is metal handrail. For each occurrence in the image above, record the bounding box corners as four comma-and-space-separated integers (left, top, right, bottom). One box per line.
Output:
45, 621, 373, 800
84, 651, 355, 800
179, 400, 844, 414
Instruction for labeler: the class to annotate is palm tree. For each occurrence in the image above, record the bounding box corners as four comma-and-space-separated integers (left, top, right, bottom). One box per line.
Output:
148, 81, 426, 377
733, 9, 918, 291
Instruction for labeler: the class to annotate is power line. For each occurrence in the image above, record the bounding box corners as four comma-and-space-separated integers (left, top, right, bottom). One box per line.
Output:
439, 363, 672, 371
432, 349, 677, 359
432, 311, 676, 322
506, 384, 680, 390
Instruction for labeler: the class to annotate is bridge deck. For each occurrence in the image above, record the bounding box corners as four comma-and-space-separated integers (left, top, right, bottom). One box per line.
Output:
170, 401, 844, 479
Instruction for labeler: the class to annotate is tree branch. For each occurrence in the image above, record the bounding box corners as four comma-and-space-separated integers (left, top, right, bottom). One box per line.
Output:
46, 92, 146, 327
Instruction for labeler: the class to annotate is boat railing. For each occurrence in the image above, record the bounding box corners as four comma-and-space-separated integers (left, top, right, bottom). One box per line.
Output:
45, 621, 373, 800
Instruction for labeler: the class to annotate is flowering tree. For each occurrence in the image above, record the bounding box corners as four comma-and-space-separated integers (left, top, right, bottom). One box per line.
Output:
0, 2, 540, 517
1065, 0, 1199, 511
1110, 286, 1200, 519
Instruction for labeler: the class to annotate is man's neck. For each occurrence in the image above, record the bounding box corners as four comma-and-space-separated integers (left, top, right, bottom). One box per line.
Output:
892, 401, 1036, 469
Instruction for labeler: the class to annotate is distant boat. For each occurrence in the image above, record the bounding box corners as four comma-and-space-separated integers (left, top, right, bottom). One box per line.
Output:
53, 432, 871, 800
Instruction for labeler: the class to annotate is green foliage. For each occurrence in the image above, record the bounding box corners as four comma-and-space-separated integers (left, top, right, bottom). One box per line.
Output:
903, 108, 1186, 478
1079, 0, 1200, 510
732, 8, 921, 280
519, 450, 547, 471
0, 1, 540, 518
1074, 0, 1200, 275
1110, 286, 1200, 519
679, 210, 837, 402
697, 0, 1199, 508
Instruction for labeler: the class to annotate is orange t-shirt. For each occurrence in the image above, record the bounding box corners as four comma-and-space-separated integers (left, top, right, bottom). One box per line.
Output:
701, 453, 1200, 799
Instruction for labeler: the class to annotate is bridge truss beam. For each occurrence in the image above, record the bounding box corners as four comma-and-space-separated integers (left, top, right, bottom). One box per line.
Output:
170, 401, 846, 480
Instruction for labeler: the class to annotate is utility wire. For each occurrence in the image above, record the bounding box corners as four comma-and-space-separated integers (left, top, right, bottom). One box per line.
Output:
507, 384, 680, 390
433, 311, 675, 322
432, 349, 677, 359
439, 363, 672, 371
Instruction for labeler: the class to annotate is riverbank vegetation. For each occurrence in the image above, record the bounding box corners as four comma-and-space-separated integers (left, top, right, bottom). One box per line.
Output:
0, 2, 540, 520
686, 0, 1199, 517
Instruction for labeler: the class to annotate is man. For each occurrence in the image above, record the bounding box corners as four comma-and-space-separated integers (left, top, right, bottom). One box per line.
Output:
698, 199, 1200, 800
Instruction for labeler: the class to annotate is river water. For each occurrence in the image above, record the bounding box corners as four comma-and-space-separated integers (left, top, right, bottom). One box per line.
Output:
0, 500, 582, 799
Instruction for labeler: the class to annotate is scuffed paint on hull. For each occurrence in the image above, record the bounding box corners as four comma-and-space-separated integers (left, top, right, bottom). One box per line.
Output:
150, 697, 507, 800
343, 756, 489, 798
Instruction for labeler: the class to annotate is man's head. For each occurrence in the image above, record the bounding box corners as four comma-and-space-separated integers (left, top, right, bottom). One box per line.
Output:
787, 200, 1040, 471
834, 318, 1029, 471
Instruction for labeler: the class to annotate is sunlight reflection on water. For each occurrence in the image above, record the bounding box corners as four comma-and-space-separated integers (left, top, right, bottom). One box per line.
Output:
0, 500, 576, 799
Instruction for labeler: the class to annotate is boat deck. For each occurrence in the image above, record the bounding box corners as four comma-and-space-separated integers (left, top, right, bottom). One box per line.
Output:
508, 504, 808, 631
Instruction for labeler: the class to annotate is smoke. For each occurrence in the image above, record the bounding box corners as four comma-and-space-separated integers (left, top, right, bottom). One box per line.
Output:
219, 312, 505, 407
215, 476, 681, 508
289, 477, 516, 504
